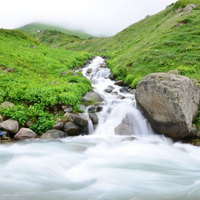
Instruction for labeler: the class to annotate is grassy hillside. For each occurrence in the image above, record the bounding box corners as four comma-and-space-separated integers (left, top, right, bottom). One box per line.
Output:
34, 29, 84, 47
17, 22, 95, 39
0, 29, 90, 134
65, 3, 200, 88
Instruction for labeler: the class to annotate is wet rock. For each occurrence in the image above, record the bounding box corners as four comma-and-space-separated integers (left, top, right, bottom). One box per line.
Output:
104, 85, 114, 93
89, 113, 99, 124
41, 129, 67, 139
68, 113, 88, 127
53, 121, 64, 130
114, 80, 125, 86
86, 68, 92, 73
115, 123, 134, 135
88, 106, 96, 113
82, 91, 104, 103
116, 94, 125, 99
14, 128, 37, 140
96, 106, 103, 112
63, 122, 80, 136
108, 73, 115, 80
120, 87, 129, 94
0, 119, 19, 134
135, 73, 200, 141
122, 113, 134, 126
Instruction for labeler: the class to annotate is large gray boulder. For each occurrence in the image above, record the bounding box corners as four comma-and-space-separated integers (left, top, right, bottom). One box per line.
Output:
135, 73, 200, 141
82, 91, 104, 103
41, 129, 67, 139
0, 119, 19, 134
14, 128, 37, 140
66, 113, 88, 127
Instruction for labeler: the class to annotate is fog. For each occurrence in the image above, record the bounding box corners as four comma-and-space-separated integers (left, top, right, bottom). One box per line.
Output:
1, 0, 177, 36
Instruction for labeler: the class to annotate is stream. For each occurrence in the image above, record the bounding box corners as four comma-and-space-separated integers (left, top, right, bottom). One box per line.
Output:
1, 57, 200, 200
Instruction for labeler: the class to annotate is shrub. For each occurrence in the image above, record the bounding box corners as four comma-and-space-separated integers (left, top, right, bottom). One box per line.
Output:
131, 76, 143, 88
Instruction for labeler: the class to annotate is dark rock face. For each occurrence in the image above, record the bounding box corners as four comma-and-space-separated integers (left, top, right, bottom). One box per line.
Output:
14, 128, 37, 140
68, 113, 88, 127
114, 80, 125, 86
63, 122, 80, 136
135, 73, 200, 141
41, 130, 67, 139
82, 91, 104, 103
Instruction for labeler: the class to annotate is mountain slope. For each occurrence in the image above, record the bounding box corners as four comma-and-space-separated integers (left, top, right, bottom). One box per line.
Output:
17, 22, 95, 39
65, 3, 200, 87
0, 29, 90, 134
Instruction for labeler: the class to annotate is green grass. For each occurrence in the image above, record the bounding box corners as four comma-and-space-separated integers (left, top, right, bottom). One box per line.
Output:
0, 29, 91, 134
34, 29, 84, 48
17, 22, 95, 39
64, 4, 200, 88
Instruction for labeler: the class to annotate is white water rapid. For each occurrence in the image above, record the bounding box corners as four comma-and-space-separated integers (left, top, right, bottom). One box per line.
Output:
1, 57, 200, 200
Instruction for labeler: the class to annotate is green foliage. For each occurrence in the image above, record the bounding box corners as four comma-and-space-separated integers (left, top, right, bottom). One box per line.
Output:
0, 105, 28, 125
131, 77, 143, 89
177, 65, 196, 75
30, 113, 56, 135
175, 0, 200, 9
0, 29, 91, 135
125, 75, 135, 85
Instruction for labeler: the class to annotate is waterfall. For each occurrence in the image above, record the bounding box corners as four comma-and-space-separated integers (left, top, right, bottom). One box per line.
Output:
1, 57, 200, 200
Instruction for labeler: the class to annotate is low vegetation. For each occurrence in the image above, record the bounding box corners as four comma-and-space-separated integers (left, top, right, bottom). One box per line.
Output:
64, 3, 200, 88
0, 29, 91, 134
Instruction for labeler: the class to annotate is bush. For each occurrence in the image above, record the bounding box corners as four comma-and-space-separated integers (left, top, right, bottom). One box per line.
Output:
131, 77, 143, 88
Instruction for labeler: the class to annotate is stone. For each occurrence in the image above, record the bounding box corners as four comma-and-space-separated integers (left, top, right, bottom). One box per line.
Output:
0, 114, 3, 123
135, 73, 200, 141
115, 123, 134, 135
114, 80, 125, 86
86, 68, 92, 73
89, 113, 99, 124
82, 91, 104, 103
26, 121, 34, 127
0, 119, 19, 134
41, 129, 67, 139
0, 101, 15, 109
129, 89, 136, 95
104, 85, 114, 93
53, 121, 64, 130
120, 87, 128, 94
88, 106, 96, 113
108, 73, 115, 80
64, 106, 73, 113
68, 113, 88, 127
168, 70, 179, 75
176, 8, 183, 14
14, 128, 37, 140
183, 4, 196, 14
116, 94, 125, 99
63, 122, 80, 136
96, 106, 103, 112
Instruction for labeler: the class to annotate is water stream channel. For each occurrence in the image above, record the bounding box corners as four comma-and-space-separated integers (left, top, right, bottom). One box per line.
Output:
0, 57, 200, 200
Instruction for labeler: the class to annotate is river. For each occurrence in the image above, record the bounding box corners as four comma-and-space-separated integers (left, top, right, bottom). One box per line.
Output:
0, 57, 200, 200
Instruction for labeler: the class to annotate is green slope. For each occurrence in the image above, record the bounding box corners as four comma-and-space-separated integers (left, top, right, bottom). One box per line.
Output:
0, 29, 90, 134
65, 3, 200, 87
17, 22, 95, 39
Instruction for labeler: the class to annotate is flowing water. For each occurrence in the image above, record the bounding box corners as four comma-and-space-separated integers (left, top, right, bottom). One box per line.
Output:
1, 57, 200, 200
